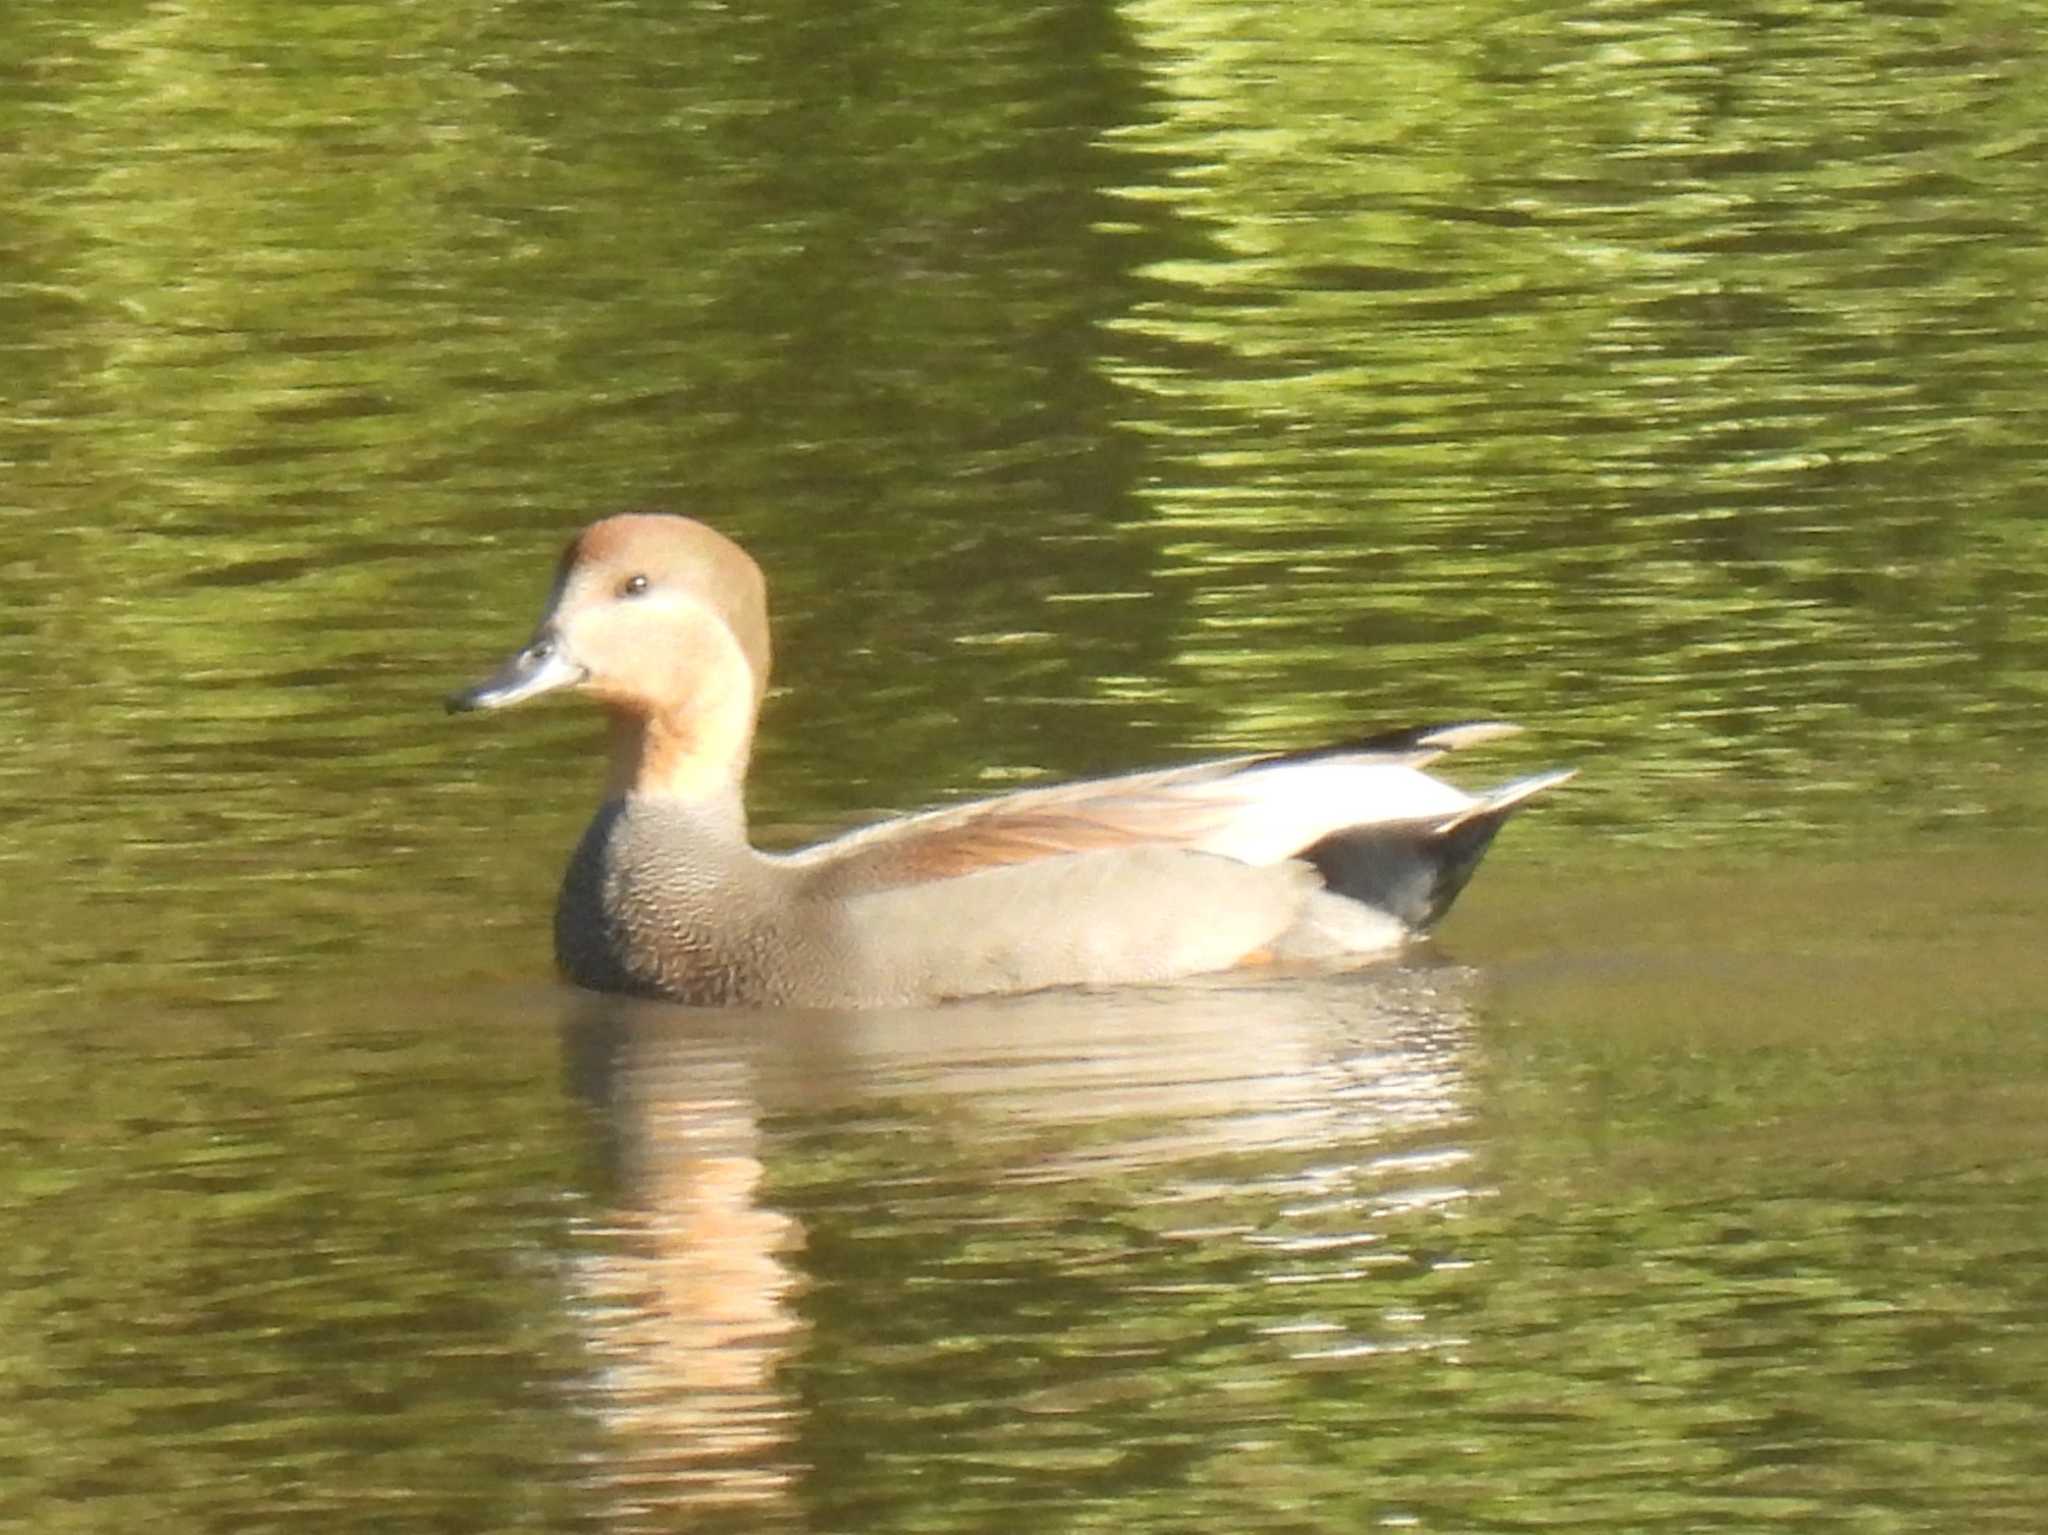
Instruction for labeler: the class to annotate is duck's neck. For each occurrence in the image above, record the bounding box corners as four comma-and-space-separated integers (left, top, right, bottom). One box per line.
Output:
604, 694, 755, 834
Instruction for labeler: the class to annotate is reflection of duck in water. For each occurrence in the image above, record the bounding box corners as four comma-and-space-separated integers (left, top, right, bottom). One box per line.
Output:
452, 513, 1571, 1008
559, 996, 805, 1522
555, 961, 1487, 1526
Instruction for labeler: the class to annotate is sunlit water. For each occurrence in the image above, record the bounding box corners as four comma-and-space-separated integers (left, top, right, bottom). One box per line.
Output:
3, 1, 2046, 1530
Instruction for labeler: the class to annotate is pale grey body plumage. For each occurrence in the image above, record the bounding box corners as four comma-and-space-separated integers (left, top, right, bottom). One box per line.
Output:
553, 792, 1387, 1008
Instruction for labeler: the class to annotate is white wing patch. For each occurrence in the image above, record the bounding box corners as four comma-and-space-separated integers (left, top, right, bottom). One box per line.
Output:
1182, 761, 1476, 866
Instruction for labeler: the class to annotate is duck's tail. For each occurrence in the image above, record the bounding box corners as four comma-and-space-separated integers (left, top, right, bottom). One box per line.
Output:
1302, 768, 1576, 931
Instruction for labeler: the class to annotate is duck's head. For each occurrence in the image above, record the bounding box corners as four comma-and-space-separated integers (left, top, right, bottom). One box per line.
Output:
450, 513, 772, 797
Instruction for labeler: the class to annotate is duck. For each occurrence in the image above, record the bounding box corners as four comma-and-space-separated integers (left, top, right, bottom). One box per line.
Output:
448, 513, 1571, 1008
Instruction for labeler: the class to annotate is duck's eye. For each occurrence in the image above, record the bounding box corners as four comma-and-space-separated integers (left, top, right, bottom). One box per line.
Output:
619, 574, 650, 598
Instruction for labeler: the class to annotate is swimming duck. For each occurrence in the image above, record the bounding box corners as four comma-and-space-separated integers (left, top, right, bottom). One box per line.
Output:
449, 513, 1570, 1008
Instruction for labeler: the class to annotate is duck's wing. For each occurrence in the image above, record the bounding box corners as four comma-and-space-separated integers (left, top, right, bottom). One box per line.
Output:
788, 721, 1531, 894
837, 763, 1576, 1003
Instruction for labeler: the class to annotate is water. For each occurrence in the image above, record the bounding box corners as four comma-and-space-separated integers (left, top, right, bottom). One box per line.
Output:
3, 0, 2046, 1529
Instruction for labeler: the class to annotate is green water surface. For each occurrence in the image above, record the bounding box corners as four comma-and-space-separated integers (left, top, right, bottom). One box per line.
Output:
2, 1, 2045, 1530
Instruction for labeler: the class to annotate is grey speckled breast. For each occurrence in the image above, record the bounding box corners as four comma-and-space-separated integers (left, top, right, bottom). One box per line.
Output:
552, 798, 833, 1007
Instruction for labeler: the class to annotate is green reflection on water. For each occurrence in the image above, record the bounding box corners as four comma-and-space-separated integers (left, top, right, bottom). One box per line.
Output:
0, 997, 600, 1531
2, 0, 2047, 1529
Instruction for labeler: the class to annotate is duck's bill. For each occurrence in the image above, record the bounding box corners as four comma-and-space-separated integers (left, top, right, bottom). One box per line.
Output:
446, 637, 586, 713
